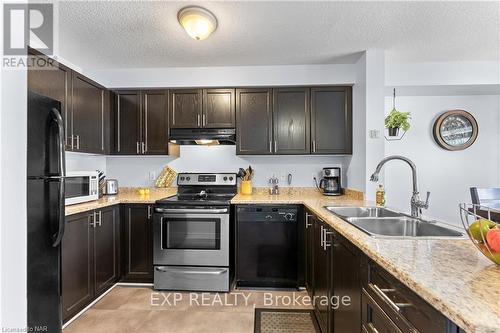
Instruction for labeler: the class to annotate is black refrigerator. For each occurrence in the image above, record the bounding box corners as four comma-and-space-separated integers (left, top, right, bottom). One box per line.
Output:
27, 91, 65, 332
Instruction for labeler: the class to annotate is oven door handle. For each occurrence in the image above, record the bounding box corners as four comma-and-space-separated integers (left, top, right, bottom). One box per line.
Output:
155, 267, 228, 275
155, 208, 228, 214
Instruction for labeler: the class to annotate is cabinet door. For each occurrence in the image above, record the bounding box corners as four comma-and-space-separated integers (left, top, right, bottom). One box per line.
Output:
115, 91, 141, 154
28, 56, 72, 150
62, 212, 94, 321
305, 211, 315, 296
169, 89, 202, 128
143, 90, 169, 154
72, 73, 105, 154
332, 237, 362, 333
203, 89, 235, 128
94, 206, 119, 296
122, 204, 153, 282
311, 87, 352, 155
236, 88, 273, 155
273, 88, 310, 154
313, 219, 330, 333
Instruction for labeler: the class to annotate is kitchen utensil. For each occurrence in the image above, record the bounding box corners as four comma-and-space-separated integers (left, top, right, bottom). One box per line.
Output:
155, 166, 177, 188
459, 203, 500, 265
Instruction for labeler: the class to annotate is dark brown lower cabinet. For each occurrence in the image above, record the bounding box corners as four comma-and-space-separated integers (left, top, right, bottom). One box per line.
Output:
121, 204, 153, 282
363, 264, 449, 333
304, 210, 460, 333
62, 205, 120, 322
331, 233, 362, 333
304, 211, 315, 296
62, 212, 93, 321
313, 217, 331, 333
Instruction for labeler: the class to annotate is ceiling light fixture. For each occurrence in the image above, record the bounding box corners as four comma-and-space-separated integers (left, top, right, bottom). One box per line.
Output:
177, 6, 218, 41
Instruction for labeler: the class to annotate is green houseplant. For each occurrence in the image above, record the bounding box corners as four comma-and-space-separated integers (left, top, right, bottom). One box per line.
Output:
385, 109, 411, 136
385, 89, 410, 137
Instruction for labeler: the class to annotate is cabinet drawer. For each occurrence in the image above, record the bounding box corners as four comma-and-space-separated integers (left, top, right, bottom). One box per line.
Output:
367, 265, 447, 333
362, 288, 402, 333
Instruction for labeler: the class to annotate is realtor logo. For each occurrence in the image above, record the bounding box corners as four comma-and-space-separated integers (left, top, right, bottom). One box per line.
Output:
3, 3, 53, 55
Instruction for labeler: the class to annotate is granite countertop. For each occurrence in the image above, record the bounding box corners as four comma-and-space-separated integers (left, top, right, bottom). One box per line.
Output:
66, 187, 500, 333
64, 187, 177, 216
233, 189, 500, 333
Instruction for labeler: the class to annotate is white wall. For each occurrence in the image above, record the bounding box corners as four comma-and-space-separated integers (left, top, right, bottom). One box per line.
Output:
1, 68, 27, 328
106, 145, 348, 188
347, 54, 367, 192
383, 95, 500, 225
385, 61, 500, 86
86, 64, 356, 88
65, 152, 106, 173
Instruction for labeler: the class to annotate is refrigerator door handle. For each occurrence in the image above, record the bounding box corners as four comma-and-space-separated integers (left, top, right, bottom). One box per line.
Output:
50, 108, 66, 178
50, 107, 66, 247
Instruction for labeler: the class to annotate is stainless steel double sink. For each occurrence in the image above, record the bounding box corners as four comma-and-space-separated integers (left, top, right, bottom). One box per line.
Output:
325, 207, 465, 239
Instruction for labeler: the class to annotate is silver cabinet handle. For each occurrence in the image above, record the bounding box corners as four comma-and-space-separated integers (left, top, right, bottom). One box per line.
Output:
364, 323, 380, 333
75, 135, 80, 150
142, 142, 146, 154
197, 114, 201, 127
155, 207, 228, 214
155, 267, 228, 275
147, 205, 152, 219
202, 114, 206, 126
92, 211, 102, 227
89, 213, 96, 228
312, 140, 316, 153
269, 140, 272, 153
323, 228, 333, 250
305, 213, 313, 229
136, 141, 140, 154
274, 140, 277, 152
368, 283, 412, 313
320, 225, 324, 247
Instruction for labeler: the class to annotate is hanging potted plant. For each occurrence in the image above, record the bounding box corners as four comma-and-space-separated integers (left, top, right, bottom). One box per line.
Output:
385, 89, 411, 137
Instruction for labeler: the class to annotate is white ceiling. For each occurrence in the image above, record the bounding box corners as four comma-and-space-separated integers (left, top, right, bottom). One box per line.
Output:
58, 1, 500, 69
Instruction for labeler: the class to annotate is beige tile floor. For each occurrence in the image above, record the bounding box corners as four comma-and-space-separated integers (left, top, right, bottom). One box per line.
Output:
63, 286, 313, 333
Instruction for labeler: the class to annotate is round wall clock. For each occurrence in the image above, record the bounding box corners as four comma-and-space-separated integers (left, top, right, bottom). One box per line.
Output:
433, 110, 478, 151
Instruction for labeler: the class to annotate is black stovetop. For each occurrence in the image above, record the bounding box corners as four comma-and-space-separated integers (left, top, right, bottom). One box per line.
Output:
155, 193, 236, 206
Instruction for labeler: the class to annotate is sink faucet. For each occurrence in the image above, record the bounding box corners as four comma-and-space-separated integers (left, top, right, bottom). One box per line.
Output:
369, 155, 430, 218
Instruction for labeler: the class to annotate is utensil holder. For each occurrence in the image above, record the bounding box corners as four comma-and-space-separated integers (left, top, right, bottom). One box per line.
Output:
241, 180, 253, 195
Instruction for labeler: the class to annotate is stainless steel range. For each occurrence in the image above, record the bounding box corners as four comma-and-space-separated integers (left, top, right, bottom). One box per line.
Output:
153, 173, 237, 292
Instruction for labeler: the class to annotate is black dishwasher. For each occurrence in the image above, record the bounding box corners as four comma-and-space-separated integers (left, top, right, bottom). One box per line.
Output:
236, 205, 298, 288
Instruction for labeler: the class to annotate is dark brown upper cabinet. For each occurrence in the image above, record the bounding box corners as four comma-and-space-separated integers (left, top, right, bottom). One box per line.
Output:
28, 54, 72, 150
273, 88, 310, 154
71, 72, 108, 154
236, 88, 273, 155
115, 91, 141, 155
143, 90, 169, 154
311, 86, 352, 155
202, 89, 235, 128
28, 49, 110, 154
114, 90, 169, 155
169, 89, 202, 128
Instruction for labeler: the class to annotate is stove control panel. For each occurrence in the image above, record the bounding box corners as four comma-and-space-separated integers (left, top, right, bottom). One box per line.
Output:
177, 173, 237, 186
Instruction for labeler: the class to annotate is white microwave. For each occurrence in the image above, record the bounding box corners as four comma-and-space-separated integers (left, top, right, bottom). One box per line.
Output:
65, 171, 99, 206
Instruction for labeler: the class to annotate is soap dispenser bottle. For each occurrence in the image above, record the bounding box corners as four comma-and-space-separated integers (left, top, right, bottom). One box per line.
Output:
376, 184, 386, 207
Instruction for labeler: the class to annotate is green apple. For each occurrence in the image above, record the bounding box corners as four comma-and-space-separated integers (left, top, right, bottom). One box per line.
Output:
468, 219, 496, 242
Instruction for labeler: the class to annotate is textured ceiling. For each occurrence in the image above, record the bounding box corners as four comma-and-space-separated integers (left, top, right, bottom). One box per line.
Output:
58, 1, 500, 69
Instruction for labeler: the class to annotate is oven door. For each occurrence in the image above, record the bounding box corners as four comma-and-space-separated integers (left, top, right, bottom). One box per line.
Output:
153, 207, 229, 267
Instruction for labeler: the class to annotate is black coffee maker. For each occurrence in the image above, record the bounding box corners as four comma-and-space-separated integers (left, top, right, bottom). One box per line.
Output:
317, 167, 342, 196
